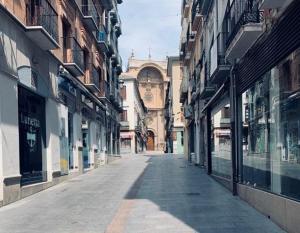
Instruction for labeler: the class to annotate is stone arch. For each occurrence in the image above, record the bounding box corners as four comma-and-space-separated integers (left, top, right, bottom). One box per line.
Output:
137, 64, 165, 83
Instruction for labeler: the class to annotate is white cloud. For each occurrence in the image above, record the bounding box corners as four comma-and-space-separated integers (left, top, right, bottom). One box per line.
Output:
118, 0, 181, 65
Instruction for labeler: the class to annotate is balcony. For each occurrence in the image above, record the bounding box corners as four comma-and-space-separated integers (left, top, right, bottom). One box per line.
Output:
63, 37, 84, 76
110, 10, 118, 25
109, 84, 116, 101
198, 0, 211, 15
116, 92, 123, 111
199, 86, 216, 100
225, 0, 264, 61
259, 0, 288, 9
210, 32, 231, 85
81, 0, 99, 32
180, 75, 189, 103
199, 63, 216, 100
85, 66, 100, 92
25, 0, 59, 50
187, 31, 196, 51
191, 0, 203, 31
115, 22, 122, 37
99, 0, 113, 10
99, 80, 109, 99
184, 104, 193, 119
97, 26, 109, 53
120, 121, 129, 130
183, 51, 191, 65
182, 0, 190, 18
135, 125, 142, 133
116, 55, 123, 75
108, 32, 118, 56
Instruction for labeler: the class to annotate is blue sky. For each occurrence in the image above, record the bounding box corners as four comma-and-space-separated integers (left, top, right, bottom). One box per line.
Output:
118, 0, 182, 64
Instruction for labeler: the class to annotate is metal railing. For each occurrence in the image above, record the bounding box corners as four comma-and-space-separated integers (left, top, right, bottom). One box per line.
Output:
81, 0, 99, 27
217, 31, 228, 65
26, 0, 58, 42
99, 80, 109, 98
97, 25, 108, 43
191, 0, 201, 24
91, 66, 100, 89
64, 37, 84, 72
225, 0, 264, 48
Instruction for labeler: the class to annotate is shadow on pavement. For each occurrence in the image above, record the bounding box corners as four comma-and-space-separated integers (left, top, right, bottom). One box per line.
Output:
122, 154, 286, 233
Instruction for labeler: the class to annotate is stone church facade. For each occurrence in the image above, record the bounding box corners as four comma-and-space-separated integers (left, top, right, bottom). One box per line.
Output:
123, 57, 169, 151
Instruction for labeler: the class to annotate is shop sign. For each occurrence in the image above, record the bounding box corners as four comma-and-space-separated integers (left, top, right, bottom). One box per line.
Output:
20, 113, 40, 152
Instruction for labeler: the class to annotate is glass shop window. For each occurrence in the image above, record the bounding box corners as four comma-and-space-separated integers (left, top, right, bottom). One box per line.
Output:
242, 48, 300, 200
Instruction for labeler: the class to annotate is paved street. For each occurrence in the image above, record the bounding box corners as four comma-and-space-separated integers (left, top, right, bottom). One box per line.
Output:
0, 154, 285, 233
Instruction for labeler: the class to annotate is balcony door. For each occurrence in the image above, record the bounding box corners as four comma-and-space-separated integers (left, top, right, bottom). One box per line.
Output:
62, 19, 71, 62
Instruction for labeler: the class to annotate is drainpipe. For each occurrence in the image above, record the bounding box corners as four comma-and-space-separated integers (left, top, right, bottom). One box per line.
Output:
207, 108, 212, 175
230, 65, 238, 196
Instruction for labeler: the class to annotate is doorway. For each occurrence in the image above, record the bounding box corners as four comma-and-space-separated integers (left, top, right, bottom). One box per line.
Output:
18, 86, 46, 185
82, 121, 90, 169
147, 131, 155, 151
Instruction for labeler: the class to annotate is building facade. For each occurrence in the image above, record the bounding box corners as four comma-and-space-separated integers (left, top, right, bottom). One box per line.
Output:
0, 0, 123, 206
123, 57, 169, 151
165, 56, 185, 154
180, 0, 300, 232
119, 76, 147, 154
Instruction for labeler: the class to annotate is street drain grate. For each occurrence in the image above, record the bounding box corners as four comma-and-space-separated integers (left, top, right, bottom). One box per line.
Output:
185, 192, 201, 196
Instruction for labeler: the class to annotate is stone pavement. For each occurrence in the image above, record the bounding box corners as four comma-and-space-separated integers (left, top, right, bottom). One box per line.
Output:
0, 154, 285, 233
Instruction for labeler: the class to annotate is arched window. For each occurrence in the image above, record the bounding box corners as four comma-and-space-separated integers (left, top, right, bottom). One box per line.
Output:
137, 67, 163, 83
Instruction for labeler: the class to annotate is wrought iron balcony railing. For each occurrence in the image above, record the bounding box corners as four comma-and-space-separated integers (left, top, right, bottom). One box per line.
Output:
26, 0, 58, 42
64, 37, 84, 75
81, 0, 99, 30
225, 0, 264, 48
92, 66, 100, 89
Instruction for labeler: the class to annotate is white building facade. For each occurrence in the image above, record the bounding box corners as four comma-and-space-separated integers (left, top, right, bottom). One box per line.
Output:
119, 77, 147, 154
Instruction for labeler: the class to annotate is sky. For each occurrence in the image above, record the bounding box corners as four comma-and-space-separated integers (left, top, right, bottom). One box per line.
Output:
118, 0, 182, 65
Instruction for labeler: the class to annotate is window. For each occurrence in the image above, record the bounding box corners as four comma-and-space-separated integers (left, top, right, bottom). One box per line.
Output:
120, 86, 126, 100
120, 110, 127, 121
83, 49, 89, 74
211, 100, 232, 179
121, 138, 131, 149
241, 47, 300, 200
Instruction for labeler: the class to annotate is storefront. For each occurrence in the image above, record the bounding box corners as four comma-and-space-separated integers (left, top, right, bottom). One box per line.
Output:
57, 76, 78, 174
120, 132, 133, 154
240, 47, 300, 200
211, 98, 231, 180
18, 86, 46, 185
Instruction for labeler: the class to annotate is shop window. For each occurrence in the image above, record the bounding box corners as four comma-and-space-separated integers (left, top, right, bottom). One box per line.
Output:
121, 138, 131, 149
241, 47, 300, 200
211, 101, 232, 179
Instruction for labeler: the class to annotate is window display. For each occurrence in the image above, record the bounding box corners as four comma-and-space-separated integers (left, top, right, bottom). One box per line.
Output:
211, 100, 232, 179
242, 48, 300, 200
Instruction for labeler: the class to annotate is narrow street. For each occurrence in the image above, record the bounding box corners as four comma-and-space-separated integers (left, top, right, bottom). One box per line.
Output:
0, 154, 285, 233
